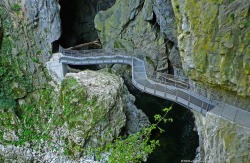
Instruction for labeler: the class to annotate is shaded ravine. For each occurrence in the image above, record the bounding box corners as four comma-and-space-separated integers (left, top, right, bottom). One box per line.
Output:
128, 87, 199, 163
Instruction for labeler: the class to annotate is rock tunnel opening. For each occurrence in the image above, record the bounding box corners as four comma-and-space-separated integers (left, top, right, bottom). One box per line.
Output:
58, 0, 115, 48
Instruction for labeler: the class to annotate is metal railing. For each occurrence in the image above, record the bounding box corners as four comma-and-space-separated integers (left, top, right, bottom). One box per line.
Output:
59, 46, 214, 112
58, 46, 250, 128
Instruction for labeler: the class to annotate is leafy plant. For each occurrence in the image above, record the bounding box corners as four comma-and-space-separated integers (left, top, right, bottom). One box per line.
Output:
12, 4, 21, 13
95, 107, 173, 162
32, 57, 39, 63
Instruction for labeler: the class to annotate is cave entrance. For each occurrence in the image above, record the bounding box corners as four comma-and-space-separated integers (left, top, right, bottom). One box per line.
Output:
58, 0, 115, 48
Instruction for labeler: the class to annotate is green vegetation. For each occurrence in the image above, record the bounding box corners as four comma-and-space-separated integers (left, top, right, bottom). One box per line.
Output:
0, 87, 55, 146
243, 21, 249, 28
230, 13, 235, 21
95, 107, 173, 162
12, 4, 21, 13
0, 7, 40, 100
32, 57, 39, 63
0, 69, 173, 162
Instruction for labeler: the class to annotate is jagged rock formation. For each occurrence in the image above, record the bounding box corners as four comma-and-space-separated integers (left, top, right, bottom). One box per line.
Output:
0, 0, 60, 103
94, 0, 188, 84
171, 0, 250, 98
0, 1, 61, 159
0, 70, 149, 161
194, 110, 250, 163
95, 0, 167, 73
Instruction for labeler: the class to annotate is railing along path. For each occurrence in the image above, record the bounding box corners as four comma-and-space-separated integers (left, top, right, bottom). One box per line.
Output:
59, 46, 219, 116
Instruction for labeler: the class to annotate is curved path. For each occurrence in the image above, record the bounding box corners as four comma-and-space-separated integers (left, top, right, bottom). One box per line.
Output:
59, 47, 217, 115
58, 47, 250, 128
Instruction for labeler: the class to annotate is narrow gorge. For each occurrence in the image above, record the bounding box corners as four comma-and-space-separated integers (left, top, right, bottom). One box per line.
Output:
0, 0, 249, 163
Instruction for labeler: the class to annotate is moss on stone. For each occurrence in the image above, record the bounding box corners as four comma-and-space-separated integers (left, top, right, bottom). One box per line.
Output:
224, 132, 236, 150
172, 0, 250, 97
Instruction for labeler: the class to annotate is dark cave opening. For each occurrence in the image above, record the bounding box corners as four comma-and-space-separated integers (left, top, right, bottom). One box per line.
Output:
58, 0, 115, 48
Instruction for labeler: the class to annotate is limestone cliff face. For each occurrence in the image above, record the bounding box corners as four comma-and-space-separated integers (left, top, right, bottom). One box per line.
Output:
0, 0, 61, 152
0, 0, 60, 101
95, 0, 166, 50
0, 0, 61, 160
194, 110, 250, 163
94, 0, 183, 75
170, 1, 250, 162
171, 0, 250, 97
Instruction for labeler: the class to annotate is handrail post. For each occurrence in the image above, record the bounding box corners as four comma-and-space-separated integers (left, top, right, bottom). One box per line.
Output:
164, 86, 167, 98
175, 89, 178, 102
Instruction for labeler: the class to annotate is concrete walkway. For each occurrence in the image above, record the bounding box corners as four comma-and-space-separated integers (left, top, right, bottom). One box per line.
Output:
48, 47, 250, 128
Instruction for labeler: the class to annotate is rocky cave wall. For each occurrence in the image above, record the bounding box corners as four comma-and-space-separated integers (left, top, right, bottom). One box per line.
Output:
194, 111, 250, 163
0, 0, 60, 103
94, 0, 187, 78
0, 0, 60, 159
94, 0, 250, 110
171, 0, 250, 99
170, 0, 250, 162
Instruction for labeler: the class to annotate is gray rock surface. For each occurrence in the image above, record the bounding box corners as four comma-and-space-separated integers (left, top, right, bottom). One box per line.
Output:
2, 0, 60, 56
152, 0, 177, 43
0, 70, 149, 162
171, 0, 250, 97
94, 0, 186, 79
194, 108, 250, 163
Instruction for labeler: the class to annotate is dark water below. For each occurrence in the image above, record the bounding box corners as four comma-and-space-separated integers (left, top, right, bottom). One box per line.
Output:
128, 88, 199, 163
